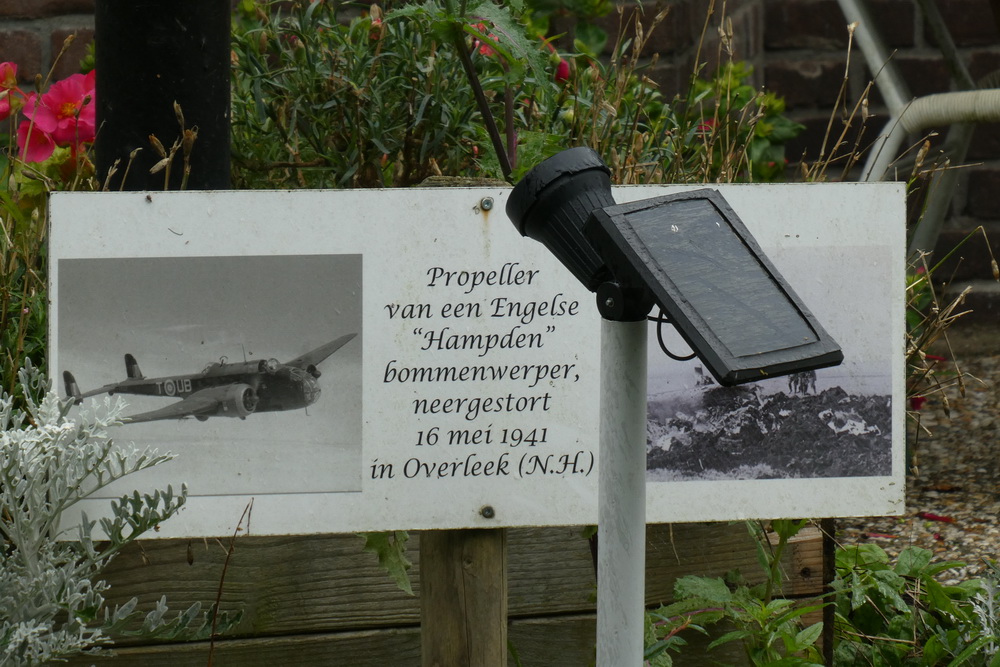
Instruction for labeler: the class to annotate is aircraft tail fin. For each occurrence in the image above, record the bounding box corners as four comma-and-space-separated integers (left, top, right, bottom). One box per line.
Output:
63, 371, 83, 404
124, 354, 144, 380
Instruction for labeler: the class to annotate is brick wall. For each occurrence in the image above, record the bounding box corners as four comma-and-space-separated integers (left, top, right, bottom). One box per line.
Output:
762, 0, 1000, 291
594, 0, 767, 98
2, 0, 998, 284
0, 1, 94, 84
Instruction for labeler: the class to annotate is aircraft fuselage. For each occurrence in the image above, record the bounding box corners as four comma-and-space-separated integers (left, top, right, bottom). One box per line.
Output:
107, 364, 320, 413
64, 333, 356, 423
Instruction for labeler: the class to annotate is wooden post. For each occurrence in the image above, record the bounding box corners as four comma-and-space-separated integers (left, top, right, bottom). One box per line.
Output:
420, 529, 508, 667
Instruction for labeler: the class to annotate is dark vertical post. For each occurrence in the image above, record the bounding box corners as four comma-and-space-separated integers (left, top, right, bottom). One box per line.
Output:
95, 0, 230, 190
821, 518, 836, 665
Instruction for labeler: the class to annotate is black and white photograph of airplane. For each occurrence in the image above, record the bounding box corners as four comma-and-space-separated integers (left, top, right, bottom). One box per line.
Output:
55, 254, 363, 497
64, 333, 356, 424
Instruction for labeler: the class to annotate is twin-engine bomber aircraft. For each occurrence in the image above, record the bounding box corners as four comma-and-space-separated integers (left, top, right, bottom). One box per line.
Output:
63, 334, 357, 424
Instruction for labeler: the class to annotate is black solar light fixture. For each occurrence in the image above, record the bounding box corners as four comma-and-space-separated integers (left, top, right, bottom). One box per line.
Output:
506, 146, 843, 666
507, 146, 844, 385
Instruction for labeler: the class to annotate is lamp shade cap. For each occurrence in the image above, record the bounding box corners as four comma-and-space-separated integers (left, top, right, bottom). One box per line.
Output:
505, 146, 610, 233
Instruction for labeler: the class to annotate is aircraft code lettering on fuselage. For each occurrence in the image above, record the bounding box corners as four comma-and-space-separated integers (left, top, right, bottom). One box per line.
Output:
157, 378, 193, 396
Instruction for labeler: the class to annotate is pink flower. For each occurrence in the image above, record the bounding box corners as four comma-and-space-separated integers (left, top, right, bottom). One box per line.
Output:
16, 70, 96, 162
0, 61, 20, 121
369, 17, 383, 41
555, 58, 570, 83
0, 94, 13, 122
31, 70, 96, 145
471, 23, 498, 57
17, 119, 56, 163
0, 61, 16, 90
909, 395, 927, 411
697, 118, 717, 134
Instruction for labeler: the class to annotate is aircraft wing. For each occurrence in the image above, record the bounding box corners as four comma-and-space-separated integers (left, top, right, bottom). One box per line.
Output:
284, 334, 357, 371
121, 389, 224, 424
77, 383, 124, 400
64, 371, 142, 403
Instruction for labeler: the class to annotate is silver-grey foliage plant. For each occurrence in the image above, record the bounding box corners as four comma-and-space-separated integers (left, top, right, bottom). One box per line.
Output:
0, 363, 191, 665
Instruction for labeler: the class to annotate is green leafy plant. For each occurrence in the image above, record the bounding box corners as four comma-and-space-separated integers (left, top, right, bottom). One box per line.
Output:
230, 1, 802, 187
833, 544, 998, 665
685, 61, 805, 183
646, 519, 999, 666
523, 8, 803, 185
646, 520, 1000, 666
971, 560, 1000, 663
645, 520, 825, 666
0, 364, 236, 664
231, 1, 501, 188
359, 531, 414, 596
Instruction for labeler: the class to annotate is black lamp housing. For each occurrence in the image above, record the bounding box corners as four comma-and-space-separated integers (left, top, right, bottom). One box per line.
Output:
505, 146, 614, 291
507, 147, 844, 387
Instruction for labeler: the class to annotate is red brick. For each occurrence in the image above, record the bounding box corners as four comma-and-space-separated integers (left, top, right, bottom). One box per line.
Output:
862, 53, 952, 107
765, 0, 851, 50
867, 0, 917, 48
967, 47, 1000, 86
593, 0, 767, 63
964, 165, 1000, 219
933, 226, 1000, 280
965, 120, 1000, 161
49, 26, 94, 79
765, 0, 914, 51
593, 1, 697, 57
0, 0, 95, 19
725, 2, 765, 61
927, 0, 998, 47
765, 55, 847, 107
894, 53, 954, 97
648, 53, 697, 100
0, 30, 43, 83
781, 111, 871, 173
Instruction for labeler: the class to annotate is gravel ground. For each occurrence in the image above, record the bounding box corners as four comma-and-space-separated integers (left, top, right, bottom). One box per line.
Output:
837, 330, 1000, 586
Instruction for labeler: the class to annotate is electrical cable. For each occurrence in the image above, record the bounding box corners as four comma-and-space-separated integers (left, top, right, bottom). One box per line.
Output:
648, 309, 696, 361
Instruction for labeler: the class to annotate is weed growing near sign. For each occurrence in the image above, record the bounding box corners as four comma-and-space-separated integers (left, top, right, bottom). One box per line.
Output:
906, 229, 998, 443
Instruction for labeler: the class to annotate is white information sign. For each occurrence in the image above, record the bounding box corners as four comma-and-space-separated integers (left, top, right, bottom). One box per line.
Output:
49, 183, 905, 537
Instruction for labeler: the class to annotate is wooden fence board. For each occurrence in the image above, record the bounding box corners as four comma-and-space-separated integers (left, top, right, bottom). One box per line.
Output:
65, 614, 759, 666
67, 627, 423, 666
63, 522, 823, 665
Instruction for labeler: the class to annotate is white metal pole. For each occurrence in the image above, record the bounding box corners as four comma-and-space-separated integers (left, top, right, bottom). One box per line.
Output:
597, 318, 648, 666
